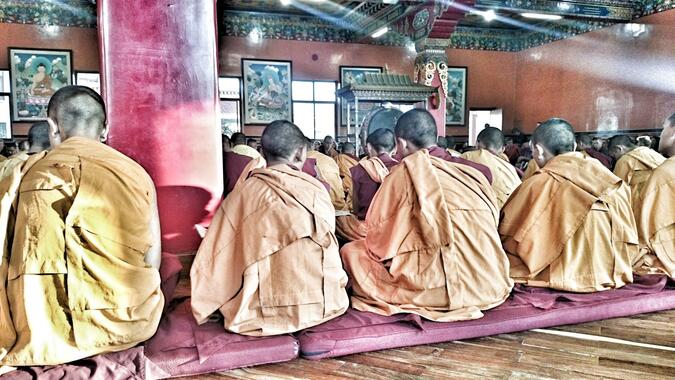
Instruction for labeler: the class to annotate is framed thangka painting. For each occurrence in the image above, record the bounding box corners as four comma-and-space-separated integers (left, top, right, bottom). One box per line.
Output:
9, 48, 72, 121
242, 59, 292, 124
339, 66, 382, 125
445, 67, 467, 126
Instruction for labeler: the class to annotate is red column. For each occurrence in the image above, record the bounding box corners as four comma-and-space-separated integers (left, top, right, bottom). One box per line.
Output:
98, 0, 222, 254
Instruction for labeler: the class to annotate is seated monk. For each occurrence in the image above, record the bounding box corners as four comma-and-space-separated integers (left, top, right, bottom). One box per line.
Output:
307, 146, 364, 241
0, 122, 50, 181
427, 134, 493, 184
521, 158, 539, 180
335, 142, 359, 208
0, 86, 163, 366
632, 113, 675, 278
191, 120, 349, 336
609, 134, 666, 206
576, 134, 613, 169
341, 109, 513, 321
461, 127, 521, 208
223, 132, 262, 195
500, 118, 637, 292
351, 128, 398, 220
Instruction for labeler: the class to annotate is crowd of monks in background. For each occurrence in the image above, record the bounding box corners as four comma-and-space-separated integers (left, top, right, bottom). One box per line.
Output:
0, 85, 671, 369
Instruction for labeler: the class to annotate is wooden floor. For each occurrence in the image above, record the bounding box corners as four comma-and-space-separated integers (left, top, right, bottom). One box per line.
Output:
176, 294, 674, 378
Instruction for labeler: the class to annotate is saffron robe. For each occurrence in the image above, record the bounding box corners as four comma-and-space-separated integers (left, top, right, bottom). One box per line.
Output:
522, 159, 539, 180
0, 137, 163, 366
0, 153, 29, 181
633, 156, 675, 278
500, 152, 637, 293
447, 148, 462, 157
307, 151, 363, 241
341, 149, 513, 321
231, 144, 261, 159
350, 153, 398, 220
428, 146, 493, 184
191, 165, 349, 336
461, 149, 521, 208
613, 146, 666, 205
335, 153, 359, 210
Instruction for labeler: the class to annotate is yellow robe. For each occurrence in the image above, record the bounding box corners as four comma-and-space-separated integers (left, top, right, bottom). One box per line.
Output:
521, 159, 539, 180
231, 144, 261, 159
307, 151, 364, 241
613, 146, 665, 207
633, 156, 675, 278
0, 137, 163, 365
341, 149, 513, 322
191, 165, 349, 336
335, 153, 359, 210
500, 152, 637, 292
0, 153, 29, 181
461, 149, 521, 208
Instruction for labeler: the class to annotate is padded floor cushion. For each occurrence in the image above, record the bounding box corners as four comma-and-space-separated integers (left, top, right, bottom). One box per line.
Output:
299, 275, 675, 360
145, 299, 299, 378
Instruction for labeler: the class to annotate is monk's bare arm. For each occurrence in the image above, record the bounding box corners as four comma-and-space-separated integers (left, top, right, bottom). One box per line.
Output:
145, 185, 162, 269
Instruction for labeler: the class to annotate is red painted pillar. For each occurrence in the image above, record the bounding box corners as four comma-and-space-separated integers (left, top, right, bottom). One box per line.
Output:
98, 0, 222, 254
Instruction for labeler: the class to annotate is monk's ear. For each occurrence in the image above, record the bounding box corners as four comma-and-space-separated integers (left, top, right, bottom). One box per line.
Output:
46, 117, 62, 147
396, 137, 407, 154
572, 141, 577, 152
294, 145, 308, 166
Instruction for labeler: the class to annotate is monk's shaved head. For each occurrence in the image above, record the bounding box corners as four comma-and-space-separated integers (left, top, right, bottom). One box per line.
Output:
366, 128, 396, 154
231, 132, 246, 146
261, 120, 306, 161
608, 135, 636, 159
658, 112, 675, 157
576, 134, 593, 149
477, 127, 505, 152
47, 85, 106, 139
532, 118, 575, 156
608, 135, 636, 150
395, 109, 437, 149
342, 142, 355, 155
27, 122, 51, 152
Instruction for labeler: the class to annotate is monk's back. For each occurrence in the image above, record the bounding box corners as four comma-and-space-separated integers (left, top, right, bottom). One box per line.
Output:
614, 146, 665, 197
501, 153, 637, 292
3, 137, 163, 365
342, 150, 512, 322
191, 165, 349, 336
461, 149, 521, 208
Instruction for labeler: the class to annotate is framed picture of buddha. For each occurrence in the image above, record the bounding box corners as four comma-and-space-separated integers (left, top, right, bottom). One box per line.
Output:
445, 66, 467, 126
241, 59, 292, 124
8, 48, 73, 122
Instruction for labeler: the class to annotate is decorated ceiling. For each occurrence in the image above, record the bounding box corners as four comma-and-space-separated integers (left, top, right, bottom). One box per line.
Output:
0, 0, 672, 51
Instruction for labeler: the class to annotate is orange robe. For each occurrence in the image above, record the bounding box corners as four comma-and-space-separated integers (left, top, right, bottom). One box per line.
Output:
521, 159, 539, 180
633, 156, 675, 278
500, 152, 637, 293
0, 137, 163, 365
0, 153, 29, 181
335, 153, 359, 210
447, 148, 461, 157
461, 149, 521, 208
307, 151, 364, 242
341, 149, 513, 321
613, 146, 665, 208
191, 165, 349, 336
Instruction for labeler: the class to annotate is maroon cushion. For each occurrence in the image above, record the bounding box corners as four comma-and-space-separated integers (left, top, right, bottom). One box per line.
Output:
298, 275, 675, 359
145, 299, 299, 377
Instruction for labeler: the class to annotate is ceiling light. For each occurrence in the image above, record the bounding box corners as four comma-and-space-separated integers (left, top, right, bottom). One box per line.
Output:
280, 0, 291, 5
371, 26, 389, 38
481, 10, 497, 22
521, 12, 563, 20
406, 41, 416, 53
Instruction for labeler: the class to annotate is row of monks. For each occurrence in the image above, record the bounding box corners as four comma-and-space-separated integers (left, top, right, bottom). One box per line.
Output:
0, 84, 672, 367
209, 108, 674, 334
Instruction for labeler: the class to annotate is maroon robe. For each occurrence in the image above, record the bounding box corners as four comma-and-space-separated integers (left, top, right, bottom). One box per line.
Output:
504, 144, 521, 165
428, 146, 493, 184
223, 151, 252, 195
584, 148, 614, 170
350, 153, 399, 220
302, 157, 331, 192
